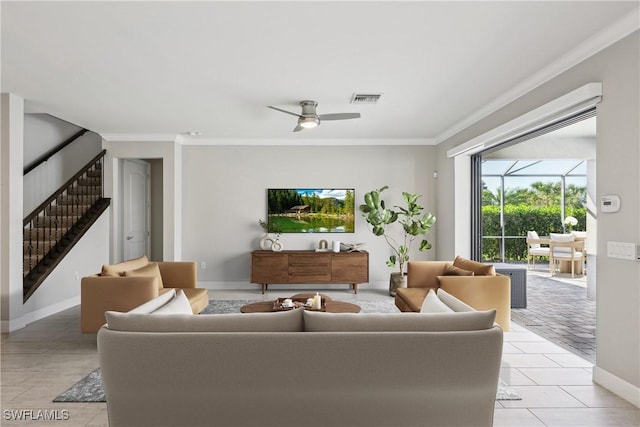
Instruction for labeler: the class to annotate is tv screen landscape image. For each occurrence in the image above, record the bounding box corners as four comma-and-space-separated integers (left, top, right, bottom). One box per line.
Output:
267, 188, 355, 233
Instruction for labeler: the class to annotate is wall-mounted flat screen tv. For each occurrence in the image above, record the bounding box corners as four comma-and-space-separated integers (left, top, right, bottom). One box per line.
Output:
267, 188, 355, 233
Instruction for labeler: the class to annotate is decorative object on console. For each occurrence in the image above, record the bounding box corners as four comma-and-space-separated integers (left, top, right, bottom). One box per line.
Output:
341, 242, 365, 252
258, 219, 281, 250
267, 188, 355, 233
316, 239, 329, 251
360, 186, 436, 296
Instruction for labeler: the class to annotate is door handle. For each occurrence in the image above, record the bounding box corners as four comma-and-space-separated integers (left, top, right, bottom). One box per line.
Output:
126, 236, 134, 240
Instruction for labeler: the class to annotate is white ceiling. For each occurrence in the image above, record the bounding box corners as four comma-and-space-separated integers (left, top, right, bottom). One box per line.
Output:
2, 1, 638, 144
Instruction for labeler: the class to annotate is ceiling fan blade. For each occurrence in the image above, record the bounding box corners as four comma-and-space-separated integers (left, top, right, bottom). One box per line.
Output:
318, 113, 361, 121
293, 125, 304, 132
267, 105, 302, 118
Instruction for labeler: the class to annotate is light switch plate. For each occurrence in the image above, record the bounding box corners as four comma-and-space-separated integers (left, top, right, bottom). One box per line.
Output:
606, 241, 637, 260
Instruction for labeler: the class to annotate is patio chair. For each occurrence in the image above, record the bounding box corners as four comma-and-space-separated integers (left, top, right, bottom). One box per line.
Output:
526, 230, 550, 270
549, 233, 585, 278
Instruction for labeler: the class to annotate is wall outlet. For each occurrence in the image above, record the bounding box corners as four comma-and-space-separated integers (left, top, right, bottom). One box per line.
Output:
74, 272, 80, 280
200, 261, 206, 269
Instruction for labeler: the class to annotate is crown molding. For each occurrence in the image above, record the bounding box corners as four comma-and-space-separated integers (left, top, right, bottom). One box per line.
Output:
100, 133, 178, 142
176, 137, 436, 146
435, 7, 640, 145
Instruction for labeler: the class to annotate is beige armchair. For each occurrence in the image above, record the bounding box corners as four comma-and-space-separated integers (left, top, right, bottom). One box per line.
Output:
81, 256, 209, 333
550, 234, 585, 278
394, 258, 511, 331
527, 230, 550, 270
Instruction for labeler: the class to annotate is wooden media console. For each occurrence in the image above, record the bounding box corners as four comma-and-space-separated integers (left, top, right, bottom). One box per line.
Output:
250, 250, 369, 294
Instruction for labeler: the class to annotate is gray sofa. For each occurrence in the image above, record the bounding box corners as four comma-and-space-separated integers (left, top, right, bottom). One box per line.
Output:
97, 290, 503, 427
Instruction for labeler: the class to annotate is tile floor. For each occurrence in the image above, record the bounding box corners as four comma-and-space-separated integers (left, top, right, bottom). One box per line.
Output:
1, 288, 638, 427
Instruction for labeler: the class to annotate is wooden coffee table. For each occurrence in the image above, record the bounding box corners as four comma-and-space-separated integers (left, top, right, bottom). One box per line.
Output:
240, 297, 360, 313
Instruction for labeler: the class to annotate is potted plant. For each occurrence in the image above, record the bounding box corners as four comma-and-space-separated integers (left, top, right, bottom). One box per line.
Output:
359, 186, 436, 296
563, 216, 578, 233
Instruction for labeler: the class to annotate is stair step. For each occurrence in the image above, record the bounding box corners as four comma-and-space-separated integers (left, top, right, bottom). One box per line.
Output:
30, 216, 75, 228
23, 228, 66, 240
57, 195, 99, 205
23, 254, 44, 271
23, 242, 56, 256
76, 177, 101, 186
67, 186, 101, 196
45, 205, 90, 216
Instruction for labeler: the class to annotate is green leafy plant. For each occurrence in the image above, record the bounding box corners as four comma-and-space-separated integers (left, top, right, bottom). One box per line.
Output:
258, 219, 282, 235
359, 186, 436, 275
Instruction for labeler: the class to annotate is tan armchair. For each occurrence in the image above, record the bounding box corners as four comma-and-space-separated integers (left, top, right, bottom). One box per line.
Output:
395, 258, 511, 331
527, 230, 550, 270
81, 257, 209, 333
550, 236, 585, 278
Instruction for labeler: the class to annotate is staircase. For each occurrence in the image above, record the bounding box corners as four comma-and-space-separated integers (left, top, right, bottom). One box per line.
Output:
23, 150, 110, 302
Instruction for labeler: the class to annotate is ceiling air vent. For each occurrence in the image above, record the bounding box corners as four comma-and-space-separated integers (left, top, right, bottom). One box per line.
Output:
350, 93, 382, 105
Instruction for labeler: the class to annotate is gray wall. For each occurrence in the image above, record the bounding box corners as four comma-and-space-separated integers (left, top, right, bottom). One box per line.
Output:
23, 114, 102, 215
181, 144, 437, 290
436, 32, 639, 394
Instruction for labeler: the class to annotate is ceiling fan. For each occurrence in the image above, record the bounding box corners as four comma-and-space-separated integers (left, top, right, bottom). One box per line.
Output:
267, 100, 361, 132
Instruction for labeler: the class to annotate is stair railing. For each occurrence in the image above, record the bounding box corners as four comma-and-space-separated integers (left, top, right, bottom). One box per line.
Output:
23, 129, 88, 175
23, 149, 106, 280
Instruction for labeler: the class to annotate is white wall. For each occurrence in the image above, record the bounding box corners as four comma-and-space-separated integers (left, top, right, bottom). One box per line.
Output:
23, 131, 102, 215
20, 210, 110, 327
1, 95, 111, 331
181, 144, 437, 291
1, 93, 25, 332
436, 32, 639, 405
23, 113, 82, 167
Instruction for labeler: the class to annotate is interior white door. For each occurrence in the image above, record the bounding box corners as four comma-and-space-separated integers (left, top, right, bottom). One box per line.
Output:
123, 159, 150, 260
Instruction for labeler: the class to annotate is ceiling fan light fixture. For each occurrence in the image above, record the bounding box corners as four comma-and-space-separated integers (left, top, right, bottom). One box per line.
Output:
298, 116, 320, 129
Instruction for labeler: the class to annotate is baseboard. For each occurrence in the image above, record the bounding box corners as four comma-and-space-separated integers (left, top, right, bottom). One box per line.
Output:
593, 366, 640, 408
1, 296, 80, 333
198, 281, 388, 292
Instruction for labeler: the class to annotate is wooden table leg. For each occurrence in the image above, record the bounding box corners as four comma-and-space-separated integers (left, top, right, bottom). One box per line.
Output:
352, 283, 358, 294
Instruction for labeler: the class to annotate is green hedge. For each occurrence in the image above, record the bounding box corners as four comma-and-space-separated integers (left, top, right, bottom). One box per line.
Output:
482, 205, 586, 262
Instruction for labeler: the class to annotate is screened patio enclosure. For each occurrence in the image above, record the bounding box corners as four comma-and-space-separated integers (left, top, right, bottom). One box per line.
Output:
481, 159, 588, 263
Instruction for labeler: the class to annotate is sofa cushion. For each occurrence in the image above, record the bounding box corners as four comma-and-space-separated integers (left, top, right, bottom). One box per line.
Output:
153, 290, 192, 314
453, 255, 495, 276
420, 289, 454, 313
101, 255, 149, 277
407, 261, 448, 288
124, 262, 164, 289
442, 263, 474, 276
105, 308, 304, 332
303, 310, 496, 332
127, 289, 176, 314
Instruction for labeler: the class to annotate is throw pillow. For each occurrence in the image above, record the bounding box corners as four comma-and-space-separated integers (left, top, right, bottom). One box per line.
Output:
153, 290, 192, 314
420, 289, 454, 313
437, 289, 475, 312
452, 255, 495, 276
124, 262, 164, 289
101, 255, 149, 276
128, 289, 176, 314
442, 263, 474, 276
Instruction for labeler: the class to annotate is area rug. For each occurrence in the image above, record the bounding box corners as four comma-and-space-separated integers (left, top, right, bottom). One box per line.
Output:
54, 368, 520, 402
55, 299, 521, 402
